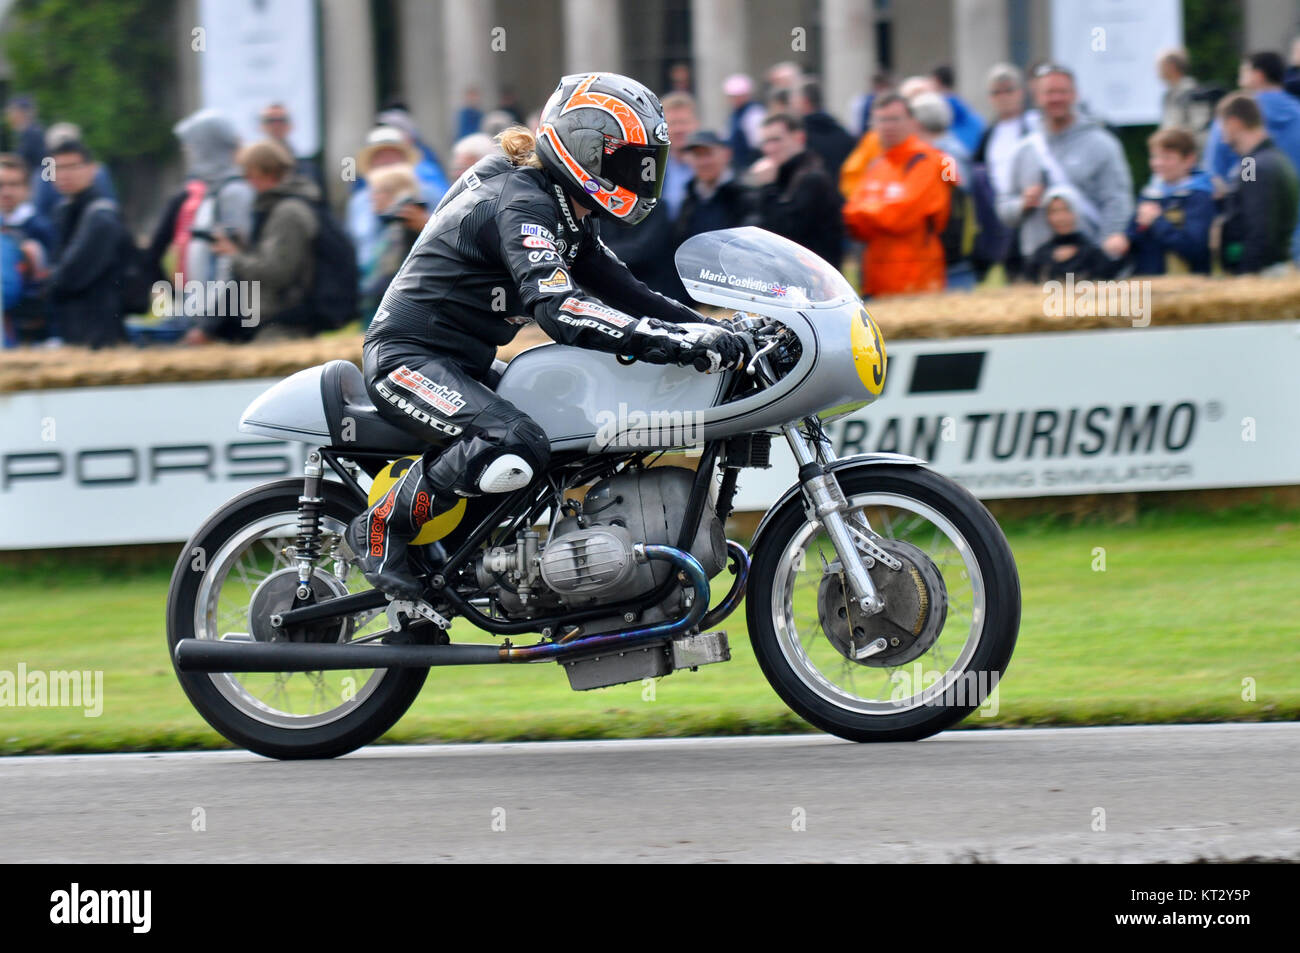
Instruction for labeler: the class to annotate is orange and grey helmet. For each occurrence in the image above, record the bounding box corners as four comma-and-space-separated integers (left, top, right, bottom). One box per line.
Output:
536, 72, 669, 226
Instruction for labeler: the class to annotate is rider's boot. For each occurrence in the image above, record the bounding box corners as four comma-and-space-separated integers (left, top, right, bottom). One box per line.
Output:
344, 460, 454, 602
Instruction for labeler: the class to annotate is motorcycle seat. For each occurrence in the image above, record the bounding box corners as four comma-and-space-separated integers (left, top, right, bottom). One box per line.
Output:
319, 360, 427, 452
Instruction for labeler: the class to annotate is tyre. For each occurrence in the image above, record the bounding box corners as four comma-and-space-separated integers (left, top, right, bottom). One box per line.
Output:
747, 464, 1020, 742
166, 479, 431, 759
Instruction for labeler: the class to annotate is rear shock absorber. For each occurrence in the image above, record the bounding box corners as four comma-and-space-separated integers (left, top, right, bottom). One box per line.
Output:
295, 450, 325, 601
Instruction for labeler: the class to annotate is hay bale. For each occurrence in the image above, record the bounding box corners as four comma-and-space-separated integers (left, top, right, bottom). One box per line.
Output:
5, 272, 1300, 393
0, 326, 554, 393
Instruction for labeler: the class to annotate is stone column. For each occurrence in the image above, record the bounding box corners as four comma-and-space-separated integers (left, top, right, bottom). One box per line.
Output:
1243, 0, 1300, 55
320, 0, 376, 207
691, 0, 748, 132
563, 0, 624, 76
438, 0, 499, 154
822, 0, 876, 127
952, 0, 1008, 116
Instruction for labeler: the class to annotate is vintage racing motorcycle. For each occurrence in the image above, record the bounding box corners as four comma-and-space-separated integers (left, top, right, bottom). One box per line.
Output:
167, 227, 1021, 759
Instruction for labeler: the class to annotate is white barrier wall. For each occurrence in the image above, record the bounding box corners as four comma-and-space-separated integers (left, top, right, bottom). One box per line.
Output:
2, 323, 1298, 549
1, 379, 293, 549
733, 321, 1300, 511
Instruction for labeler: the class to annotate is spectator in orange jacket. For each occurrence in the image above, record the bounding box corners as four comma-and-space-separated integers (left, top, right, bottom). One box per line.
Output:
843, 93, 950, 297
839, 76, 936, 200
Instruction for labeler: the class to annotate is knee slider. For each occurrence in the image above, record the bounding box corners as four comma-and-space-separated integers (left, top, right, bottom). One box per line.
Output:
477, 418, 549, 493
478, 454, 533, 492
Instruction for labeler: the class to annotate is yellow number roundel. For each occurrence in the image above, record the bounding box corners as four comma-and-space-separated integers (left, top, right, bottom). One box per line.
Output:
366, 456, 466, 544
850, 306, 887, 396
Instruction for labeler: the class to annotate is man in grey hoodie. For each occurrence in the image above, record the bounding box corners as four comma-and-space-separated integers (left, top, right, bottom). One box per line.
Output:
995, 65, 1133, 264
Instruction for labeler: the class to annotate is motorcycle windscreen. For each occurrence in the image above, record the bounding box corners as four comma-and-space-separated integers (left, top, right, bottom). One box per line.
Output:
674, 226, 859, 311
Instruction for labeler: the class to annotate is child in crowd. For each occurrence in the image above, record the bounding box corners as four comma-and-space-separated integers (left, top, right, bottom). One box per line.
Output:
1022, 185, 1111, 282
1125, 127, 1214, 275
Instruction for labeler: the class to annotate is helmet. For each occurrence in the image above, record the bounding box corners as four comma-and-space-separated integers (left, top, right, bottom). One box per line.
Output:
536, 72, 670, 226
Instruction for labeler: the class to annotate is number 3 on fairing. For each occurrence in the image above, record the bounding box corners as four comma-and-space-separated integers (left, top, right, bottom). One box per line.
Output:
852, 305, 886, 395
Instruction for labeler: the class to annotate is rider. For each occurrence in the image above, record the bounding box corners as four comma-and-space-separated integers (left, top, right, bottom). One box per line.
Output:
345, 71, 749, 600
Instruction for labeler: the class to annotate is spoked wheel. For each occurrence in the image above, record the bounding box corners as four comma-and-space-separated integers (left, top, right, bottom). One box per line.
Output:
166, 480, 432, 759
747, 465, 1020, 742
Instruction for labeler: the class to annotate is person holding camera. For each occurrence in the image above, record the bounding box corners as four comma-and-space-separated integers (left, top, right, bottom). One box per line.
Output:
195, 139, 321, 342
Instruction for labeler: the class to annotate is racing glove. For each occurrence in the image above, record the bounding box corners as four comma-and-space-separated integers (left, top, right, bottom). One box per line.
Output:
625, 319, 748, 373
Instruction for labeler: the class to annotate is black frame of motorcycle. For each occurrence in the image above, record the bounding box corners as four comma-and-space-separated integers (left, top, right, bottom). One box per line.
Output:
277, 436, 741, 637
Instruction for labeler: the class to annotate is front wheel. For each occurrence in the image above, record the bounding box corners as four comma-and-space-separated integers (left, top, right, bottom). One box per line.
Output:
166, 480, 431, 759
747, 464, 1020, 742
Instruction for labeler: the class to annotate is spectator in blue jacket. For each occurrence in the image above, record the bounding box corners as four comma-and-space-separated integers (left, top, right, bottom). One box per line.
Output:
376, 105, 449, 199
32, 122, 117, 220
1127, 127, 1214, 275
1202, 51, 1300, 260
932, 64, 986, 155
346, 127, 435, 270
0, 153, 55, 345
454, 86, 484, 142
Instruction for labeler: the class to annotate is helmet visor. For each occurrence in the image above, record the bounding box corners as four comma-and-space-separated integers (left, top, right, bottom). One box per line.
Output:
601, 138, 669, 199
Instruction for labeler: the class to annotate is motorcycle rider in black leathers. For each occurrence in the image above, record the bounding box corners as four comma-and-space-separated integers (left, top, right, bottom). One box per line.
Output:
345, 72, 749, 600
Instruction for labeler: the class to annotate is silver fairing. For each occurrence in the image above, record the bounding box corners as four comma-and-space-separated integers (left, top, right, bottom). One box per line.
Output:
498, 227, 882, 453
495, 308, 861, 453
494, 346, 727, 452
238, 364, 330, 443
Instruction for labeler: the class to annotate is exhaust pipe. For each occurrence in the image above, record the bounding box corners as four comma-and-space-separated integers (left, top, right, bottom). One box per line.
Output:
176, 545, 719, 673
175, 638, 502, 673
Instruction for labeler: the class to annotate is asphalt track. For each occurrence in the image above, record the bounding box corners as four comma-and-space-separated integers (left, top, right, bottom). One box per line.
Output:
1, 724, 1296, 863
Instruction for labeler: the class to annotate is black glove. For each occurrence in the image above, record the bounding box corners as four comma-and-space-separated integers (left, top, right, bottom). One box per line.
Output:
627, 318, 747, 373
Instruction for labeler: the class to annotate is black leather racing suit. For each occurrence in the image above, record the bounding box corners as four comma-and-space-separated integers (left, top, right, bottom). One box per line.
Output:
362, 152, 704, 496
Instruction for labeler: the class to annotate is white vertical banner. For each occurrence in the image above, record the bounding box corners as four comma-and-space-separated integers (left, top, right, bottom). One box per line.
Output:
196, 0, 321, 156
1050, 0, 1183, 126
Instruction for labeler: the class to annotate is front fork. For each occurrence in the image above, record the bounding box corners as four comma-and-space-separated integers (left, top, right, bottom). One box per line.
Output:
781, 420, 900, 617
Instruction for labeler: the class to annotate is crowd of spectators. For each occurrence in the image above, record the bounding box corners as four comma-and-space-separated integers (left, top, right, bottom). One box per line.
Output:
7, 44, 1300, 351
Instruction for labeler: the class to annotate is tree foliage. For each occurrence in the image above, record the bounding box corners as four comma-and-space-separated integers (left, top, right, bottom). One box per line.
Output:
1184, 0, 1243, 92
3, 0, 175, 163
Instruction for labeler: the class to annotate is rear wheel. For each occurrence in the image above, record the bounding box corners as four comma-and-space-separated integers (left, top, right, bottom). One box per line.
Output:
166, 480, 431, 759
747, 465, 1020, 742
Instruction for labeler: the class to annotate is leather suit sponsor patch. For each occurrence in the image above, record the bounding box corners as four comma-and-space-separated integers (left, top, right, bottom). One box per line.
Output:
537, 268, 573, 293
558, 296, 633, 326
388, 365, 468, 416
520, 223, 555, 241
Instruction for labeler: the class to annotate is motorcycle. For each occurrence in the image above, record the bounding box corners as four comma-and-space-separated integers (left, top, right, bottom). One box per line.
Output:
167, 227, 1021, 759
